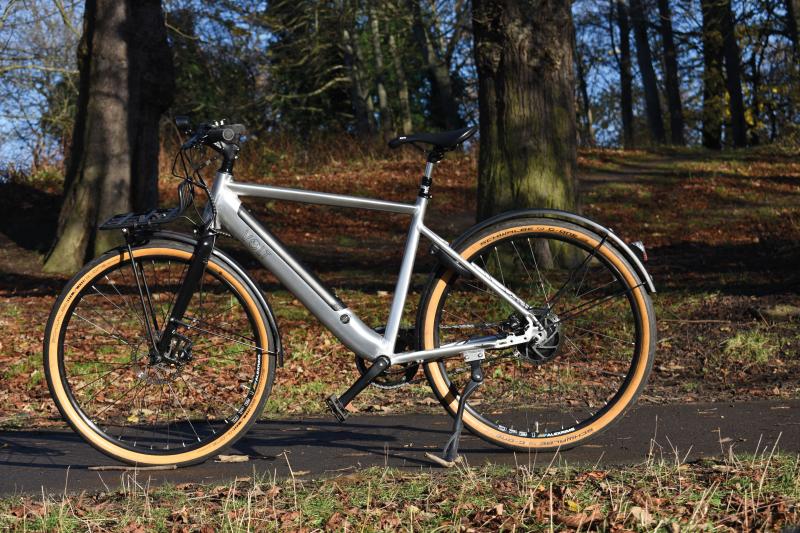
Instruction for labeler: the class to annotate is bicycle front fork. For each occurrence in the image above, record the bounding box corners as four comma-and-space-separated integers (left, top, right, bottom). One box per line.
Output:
124, 228, 217, 362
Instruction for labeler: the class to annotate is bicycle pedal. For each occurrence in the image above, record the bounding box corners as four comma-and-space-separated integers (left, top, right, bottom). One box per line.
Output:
325, 394, 349, 422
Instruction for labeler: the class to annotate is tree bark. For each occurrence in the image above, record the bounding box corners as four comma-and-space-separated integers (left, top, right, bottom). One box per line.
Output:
614, 0, 635, 149
720, 0, 747, 147
629, 0, 666, 144
342, 25, 375, 136
786, 0, 799, 57
44, 0, 174, 273
128, 1, 174, 213
368, 4, 392, 134
700, 0, 725, 149
747, 52, 762, 145
656, 0, 684, 145
388, 32, 413, 134
575, 45, 595, 147
785, 0, 800, 120
409, 0, 462, 130
473, 0, 576, 219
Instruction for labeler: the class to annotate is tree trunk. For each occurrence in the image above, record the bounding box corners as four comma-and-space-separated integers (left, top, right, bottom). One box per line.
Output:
720, 0, 747, 147
785, 0, 800, 121
748, 52, 762, 145
575, 45, 595, 147
342, 25, 374, 136
128, 1, 174, 213
368, 4, 392, 134
615, 0, 635, 149
629, 0, 666, 144
787, 0, 799, 57
656, 0, 684, 145
473, 0, 577, 219
388, 32, 413, 134
700, 0, 725, 149
44, 0, 174, 273
409, 0, 462, 130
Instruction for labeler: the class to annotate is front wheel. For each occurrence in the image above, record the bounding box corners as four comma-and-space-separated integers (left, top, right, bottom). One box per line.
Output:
418, 218, 656, 451
43, 240, 276, 466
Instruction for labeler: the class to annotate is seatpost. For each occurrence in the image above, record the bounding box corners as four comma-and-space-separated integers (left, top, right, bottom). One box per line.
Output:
420, 148, 444, 198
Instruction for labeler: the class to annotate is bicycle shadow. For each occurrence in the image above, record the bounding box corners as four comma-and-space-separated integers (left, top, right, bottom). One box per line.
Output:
0, 430, 105, 469
231, 418, 510, 469
0, 417, 507, 473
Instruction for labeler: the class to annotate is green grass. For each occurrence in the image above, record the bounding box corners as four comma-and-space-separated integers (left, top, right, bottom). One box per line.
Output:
1, 453, 797, 531
723, 329, 780, 365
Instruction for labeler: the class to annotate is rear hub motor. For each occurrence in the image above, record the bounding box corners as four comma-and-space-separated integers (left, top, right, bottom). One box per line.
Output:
513, 310, 563, 365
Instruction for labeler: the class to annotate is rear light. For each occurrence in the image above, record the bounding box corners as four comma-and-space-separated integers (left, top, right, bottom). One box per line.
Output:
629, 241, 648, 262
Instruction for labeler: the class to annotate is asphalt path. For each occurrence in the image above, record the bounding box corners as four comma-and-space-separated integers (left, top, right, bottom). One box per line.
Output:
0, 400, 798, 496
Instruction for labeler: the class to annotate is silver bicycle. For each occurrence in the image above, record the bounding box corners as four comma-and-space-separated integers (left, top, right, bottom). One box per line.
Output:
44, 119, 657, 466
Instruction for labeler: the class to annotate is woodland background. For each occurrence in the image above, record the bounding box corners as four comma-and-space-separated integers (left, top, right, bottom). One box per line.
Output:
2, 0, 799, 175
0, 1, 799, 529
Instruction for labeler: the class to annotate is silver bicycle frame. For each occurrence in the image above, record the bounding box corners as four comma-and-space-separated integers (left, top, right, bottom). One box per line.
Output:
209, 163, 540, 367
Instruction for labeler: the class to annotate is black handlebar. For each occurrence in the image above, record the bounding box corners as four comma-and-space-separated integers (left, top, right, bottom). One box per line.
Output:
204, 123, 246, 144
178, 119, 247, 150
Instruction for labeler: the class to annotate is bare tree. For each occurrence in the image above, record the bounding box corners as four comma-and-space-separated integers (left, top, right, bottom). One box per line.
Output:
388, 30, 413, 134
629, 0, 666, 143
368, 3, 392, 133
720, 0, 748, 147
701, 0, 725, 148
575, 42, 596, 147
0, 0, 81, 170
409, 0, 464, 129
613, 0, 635, 149
657, 0, 684, 145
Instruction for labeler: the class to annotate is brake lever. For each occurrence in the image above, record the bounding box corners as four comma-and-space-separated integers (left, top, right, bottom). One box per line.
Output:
181, 124, 211, 150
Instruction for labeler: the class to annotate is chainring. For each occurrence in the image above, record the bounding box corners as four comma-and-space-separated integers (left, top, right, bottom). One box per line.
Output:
355, 327, 420, 389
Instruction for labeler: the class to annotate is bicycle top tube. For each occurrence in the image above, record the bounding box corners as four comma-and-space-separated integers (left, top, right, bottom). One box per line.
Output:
207, 160, 535, 366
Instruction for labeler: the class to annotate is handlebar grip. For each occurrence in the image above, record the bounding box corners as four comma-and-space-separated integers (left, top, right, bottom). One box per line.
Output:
180, 122, 247, 150
204, 123, 246, 144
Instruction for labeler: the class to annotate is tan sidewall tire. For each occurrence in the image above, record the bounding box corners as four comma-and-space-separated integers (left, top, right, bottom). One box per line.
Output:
420, 220, 656, 451
43, 243, 275, 466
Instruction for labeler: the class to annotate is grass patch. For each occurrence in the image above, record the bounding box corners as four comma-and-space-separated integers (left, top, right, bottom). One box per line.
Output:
0, 453, 798, 531
723, 329, 780, 365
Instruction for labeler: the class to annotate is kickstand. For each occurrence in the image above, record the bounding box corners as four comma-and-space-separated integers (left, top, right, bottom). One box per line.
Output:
428, 360, 483, 467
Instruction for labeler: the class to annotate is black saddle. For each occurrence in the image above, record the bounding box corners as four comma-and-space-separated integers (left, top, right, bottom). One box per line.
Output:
388, 126, 477, 151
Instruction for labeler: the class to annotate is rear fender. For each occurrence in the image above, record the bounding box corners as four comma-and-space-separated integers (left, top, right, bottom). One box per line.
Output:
442, 209, 656, 293
148, 230, 284, 366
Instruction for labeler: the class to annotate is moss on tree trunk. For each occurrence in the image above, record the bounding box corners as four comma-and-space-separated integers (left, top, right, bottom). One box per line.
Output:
44, 0, 174, 273
473, 0, 577, 220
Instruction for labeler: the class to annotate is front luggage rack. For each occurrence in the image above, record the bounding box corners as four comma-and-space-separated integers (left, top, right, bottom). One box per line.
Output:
99, 207, 183, 231
100, 179, 195, 232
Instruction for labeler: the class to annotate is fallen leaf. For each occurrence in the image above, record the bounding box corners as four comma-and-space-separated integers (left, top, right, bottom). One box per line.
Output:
629, 505, 653, 526
215, 454, 249, 463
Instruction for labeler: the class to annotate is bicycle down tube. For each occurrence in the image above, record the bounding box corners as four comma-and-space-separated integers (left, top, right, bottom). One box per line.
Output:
209, 169, 541, 366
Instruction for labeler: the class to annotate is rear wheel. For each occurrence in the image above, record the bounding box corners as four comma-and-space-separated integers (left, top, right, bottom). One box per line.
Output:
418, 219, 656, 451
43, 241, 275, 466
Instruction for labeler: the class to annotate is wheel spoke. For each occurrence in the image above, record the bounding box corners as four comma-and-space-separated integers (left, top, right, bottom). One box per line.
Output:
55, 251, 265, 456
426, 228, 650, 444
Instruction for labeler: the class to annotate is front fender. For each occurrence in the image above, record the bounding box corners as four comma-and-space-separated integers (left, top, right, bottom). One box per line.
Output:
446, 209, 656, 293
148, 230, 284, 366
